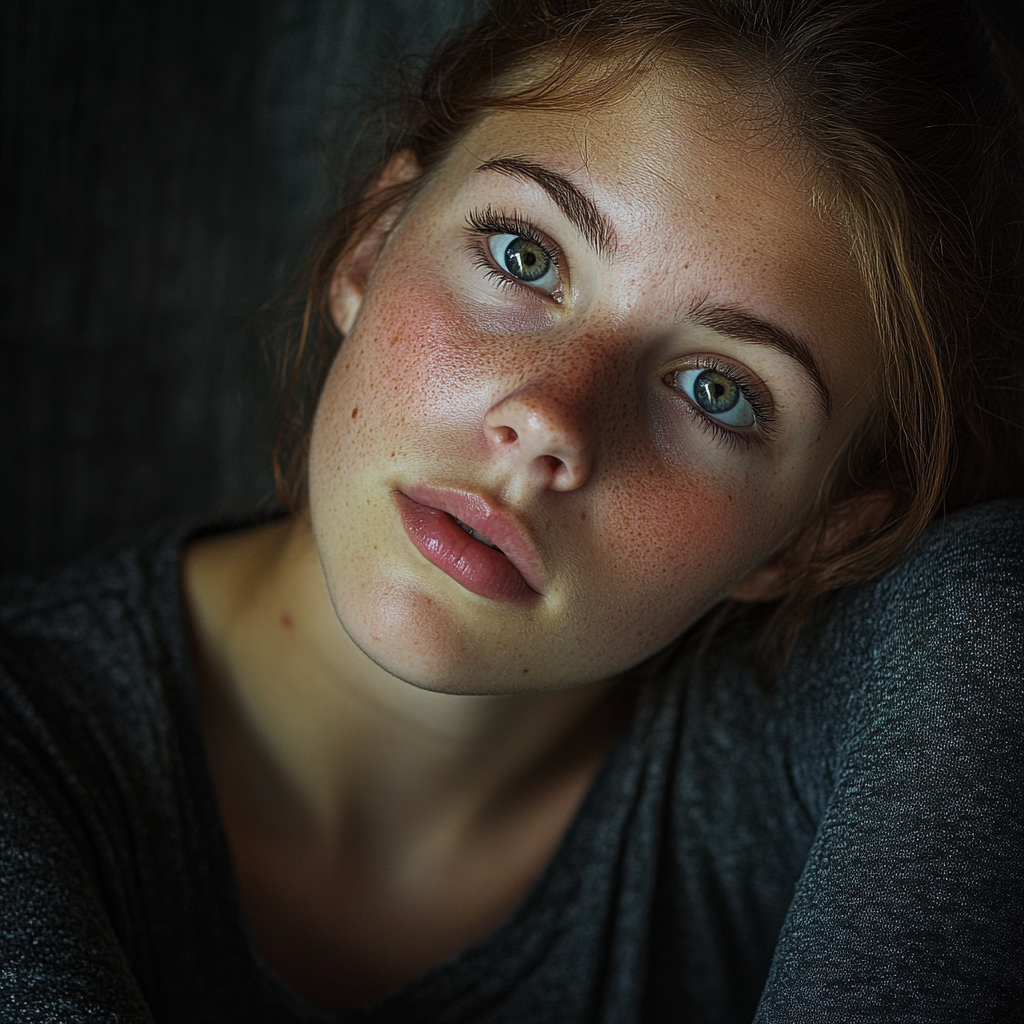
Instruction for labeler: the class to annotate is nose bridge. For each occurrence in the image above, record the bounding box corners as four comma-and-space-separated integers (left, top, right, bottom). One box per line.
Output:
483, 331, 626, 491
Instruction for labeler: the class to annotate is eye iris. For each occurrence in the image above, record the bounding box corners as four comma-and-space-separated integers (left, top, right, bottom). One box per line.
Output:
694, 369, 739, 413
504, 237, 550, 282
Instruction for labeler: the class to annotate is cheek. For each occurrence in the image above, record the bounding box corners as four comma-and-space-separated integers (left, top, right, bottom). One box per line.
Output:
356, 279, 502, 427
312, 277, 486, 478
575, 440, 787, 659
320, 255, 578, 468
595, 459, 766, 593
597, 380, 785, 586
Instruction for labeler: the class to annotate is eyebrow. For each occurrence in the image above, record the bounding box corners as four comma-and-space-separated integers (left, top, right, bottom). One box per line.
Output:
687, 298, 833, 418
477, 157, 617, 258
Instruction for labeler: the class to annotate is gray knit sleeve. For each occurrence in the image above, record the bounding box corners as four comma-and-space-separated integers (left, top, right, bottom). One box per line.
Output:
0, 722, 156, 1022
755, 502, 1023, 1022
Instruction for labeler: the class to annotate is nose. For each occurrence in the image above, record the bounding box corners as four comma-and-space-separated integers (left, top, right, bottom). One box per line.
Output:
484, 385, 593, 492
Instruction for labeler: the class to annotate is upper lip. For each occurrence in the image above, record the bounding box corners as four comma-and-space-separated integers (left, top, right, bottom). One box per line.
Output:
399, 483, 547, 595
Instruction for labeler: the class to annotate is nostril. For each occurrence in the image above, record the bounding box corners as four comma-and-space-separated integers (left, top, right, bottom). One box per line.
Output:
484, 395, 590, 493
492, 425, 518, 444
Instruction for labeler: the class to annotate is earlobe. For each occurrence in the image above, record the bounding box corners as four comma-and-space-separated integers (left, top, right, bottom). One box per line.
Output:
330, 273, 365, 337
328, 149, 422, 336
729, 487, 896, 603
729, 558, 789, 603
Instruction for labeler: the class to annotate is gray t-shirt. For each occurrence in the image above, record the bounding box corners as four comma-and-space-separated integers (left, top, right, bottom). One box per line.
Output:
1, 502, 1021, 1023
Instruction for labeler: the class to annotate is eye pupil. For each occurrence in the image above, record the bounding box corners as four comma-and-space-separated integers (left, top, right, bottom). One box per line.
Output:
694, 369, 739, 413
504, 237, 550, 282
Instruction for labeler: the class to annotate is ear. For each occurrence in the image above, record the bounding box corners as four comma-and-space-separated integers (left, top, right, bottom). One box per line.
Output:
329, 150, 422, 335
729, 487, 896, 602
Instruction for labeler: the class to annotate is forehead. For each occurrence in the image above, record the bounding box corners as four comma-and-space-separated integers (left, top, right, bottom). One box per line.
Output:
449, 74, 818, 228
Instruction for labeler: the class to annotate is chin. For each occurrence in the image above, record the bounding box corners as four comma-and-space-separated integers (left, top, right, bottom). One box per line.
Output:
333, 580, 558, 696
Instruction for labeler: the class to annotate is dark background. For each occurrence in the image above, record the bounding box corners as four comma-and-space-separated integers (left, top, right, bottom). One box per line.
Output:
2, 0, 1021, 575
1, 0, 478, 573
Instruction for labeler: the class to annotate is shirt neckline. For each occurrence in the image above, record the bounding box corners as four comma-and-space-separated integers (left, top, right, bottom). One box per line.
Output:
157, 518, 666, 1021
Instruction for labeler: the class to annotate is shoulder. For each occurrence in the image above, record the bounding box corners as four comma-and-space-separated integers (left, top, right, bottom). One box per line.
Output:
0, 523, 201, 817
753, 502, 1024, 1021
745, 499, 1023, 828
0, 523, 192, 713
0, 522, 186, 649
792, 499, 1022, 702
0, 525, 223, 1022
861, 498, 1023, 624
670, 501, 1022, 780
775, 500, 1022, 872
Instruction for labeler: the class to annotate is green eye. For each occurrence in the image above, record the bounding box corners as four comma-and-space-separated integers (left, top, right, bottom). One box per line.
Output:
504, 237, 549, 280
694, 369, 738, 413
672, 368, 755, 427
487, 233, 559, 291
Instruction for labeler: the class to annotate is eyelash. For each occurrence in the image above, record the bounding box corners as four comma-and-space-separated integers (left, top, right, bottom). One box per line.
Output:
464, 206, 564, 298
668, 357, 777, 451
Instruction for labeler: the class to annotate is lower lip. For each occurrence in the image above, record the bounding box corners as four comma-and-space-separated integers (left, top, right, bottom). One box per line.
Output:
395, 493, 539, 604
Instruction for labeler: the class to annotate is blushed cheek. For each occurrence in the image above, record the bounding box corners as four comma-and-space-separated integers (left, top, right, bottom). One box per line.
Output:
614, 471, 752, 573
351, 280, 499, 432
585, 447, 778, 651
311, 286, 480, 485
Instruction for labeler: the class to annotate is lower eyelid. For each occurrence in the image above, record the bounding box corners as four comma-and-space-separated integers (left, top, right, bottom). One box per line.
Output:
685, 405, 760, 450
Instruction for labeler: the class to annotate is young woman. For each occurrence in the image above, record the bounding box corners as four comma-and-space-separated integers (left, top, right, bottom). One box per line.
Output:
2, 1, 1021, 1021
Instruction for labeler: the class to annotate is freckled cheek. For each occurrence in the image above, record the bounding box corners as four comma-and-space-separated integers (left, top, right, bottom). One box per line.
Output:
333, 264, 570, 451
343, 274, 509, 431
613, 478, 747, 573
588, 446, 778, 620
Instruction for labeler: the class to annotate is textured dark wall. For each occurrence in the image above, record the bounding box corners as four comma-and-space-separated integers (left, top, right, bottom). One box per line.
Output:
0, 0, 476, 573
1, 1, 1020, 574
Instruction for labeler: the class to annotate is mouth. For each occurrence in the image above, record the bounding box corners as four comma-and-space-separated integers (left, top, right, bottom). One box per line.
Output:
395, 485, 544, 604
452, 517, 502, 551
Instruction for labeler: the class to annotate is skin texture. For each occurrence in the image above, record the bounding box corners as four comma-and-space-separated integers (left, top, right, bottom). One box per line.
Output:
310, 77, 877, 695
184, 73, 879, 1008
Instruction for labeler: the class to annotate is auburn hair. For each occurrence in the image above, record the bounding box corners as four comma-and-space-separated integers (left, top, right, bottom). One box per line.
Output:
271, 0, 1024, 662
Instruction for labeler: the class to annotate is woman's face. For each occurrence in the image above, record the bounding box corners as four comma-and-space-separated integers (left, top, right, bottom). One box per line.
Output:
308, 74, 877, 694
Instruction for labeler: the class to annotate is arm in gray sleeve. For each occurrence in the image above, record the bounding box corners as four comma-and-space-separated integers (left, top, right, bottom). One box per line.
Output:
755, 502, 1023, 1023
1, 720, 156, 1022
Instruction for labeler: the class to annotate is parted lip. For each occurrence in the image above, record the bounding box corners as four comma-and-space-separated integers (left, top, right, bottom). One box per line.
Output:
398, 483, 546, 596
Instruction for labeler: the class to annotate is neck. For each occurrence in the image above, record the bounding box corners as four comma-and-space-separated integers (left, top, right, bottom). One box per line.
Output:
184, 515, 622, 853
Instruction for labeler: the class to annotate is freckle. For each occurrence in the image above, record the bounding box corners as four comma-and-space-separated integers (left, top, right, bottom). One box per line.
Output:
351, 407, 358, 419
683, 262, 690, 269
390, 451, 395, 457
522, 668, 529, 674
373, 545, 378, 550
280, 613, 294, 629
